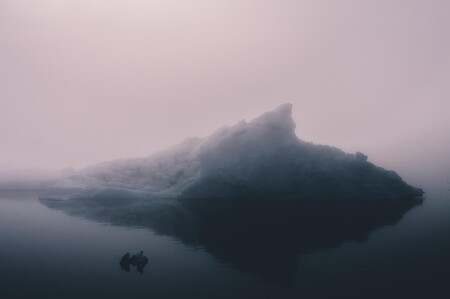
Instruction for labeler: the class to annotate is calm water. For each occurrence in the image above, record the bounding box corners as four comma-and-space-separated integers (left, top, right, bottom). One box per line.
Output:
1, 177, 449, 299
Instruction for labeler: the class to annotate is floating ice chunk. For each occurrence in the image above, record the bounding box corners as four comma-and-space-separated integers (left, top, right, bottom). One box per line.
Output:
41, 104, 423, 201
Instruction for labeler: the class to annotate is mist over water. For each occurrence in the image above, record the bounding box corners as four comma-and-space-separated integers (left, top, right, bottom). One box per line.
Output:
1, 0, 450, 173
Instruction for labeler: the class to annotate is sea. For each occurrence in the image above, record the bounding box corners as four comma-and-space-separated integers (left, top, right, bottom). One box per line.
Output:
0, 173, 449, 299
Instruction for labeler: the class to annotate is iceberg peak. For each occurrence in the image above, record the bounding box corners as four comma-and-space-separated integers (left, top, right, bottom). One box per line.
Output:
249, 103, 295, 132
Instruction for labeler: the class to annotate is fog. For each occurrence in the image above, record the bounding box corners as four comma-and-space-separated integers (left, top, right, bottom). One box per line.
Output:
1, 0, 449, 182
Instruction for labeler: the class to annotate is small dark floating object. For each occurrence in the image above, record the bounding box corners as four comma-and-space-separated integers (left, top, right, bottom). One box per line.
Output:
120, 251, 148, 274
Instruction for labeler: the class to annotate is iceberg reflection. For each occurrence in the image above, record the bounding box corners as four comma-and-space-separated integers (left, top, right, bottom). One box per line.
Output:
40, 194, 421, 284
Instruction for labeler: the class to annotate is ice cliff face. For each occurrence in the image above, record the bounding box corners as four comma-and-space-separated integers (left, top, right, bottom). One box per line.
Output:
42, 103, 423, 201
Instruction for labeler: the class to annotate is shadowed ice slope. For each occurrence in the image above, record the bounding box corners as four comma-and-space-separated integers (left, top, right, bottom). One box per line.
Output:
40, 104, 423, 283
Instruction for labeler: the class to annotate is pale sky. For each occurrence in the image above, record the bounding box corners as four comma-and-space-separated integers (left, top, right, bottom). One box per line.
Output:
1, 0, 449, 180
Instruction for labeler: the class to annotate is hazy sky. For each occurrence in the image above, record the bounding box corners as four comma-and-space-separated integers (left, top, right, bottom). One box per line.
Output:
1, 0, 449, 179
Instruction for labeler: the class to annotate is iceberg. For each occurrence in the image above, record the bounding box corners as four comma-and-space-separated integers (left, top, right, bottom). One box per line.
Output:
40, 103, 424, 283
41, 103, 423, 201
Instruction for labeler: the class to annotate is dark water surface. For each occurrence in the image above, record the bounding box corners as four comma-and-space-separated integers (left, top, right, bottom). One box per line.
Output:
1, 179, 449, 299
